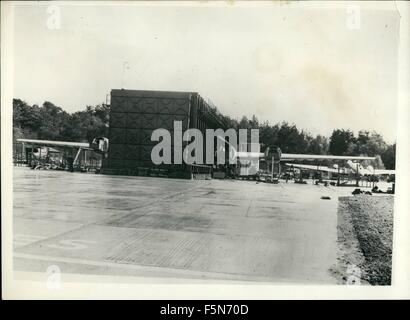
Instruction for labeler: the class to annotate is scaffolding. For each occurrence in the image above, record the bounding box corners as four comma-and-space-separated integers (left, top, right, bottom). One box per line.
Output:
13, 141, 103, 172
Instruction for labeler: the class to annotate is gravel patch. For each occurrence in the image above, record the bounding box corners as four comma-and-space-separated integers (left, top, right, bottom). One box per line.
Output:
335, 195, 394, 285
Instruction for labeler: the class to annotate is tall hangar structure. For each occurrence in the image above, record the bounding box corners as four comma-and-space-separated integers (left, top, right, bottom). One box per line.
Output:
101, 89, 229, 179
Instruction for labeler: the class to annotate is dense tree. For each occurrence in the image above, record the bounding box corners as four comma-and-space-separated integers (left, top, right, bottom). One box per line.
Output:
13, 99, 109, 143
259, 121, 279, 151
276, 122, 305, 153
307, 135, 329, 155
355, 131, 388, 157
13, 99, 42, 133
238, 116, 250, 129
248, 115, 259, 129
63, 105, 109, 142
37, 101, 71, 140
329, 129, 356, 155
381, 143, 396, 170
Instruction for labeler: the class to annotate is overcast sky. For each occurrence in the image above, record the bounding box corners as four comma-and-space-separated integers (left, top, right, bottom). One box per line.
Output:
13, 2, 400, 143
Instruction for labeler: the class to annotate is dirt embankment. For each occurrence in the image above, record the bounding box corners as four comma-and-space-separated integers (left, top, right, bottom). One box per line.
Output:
334, 195, 394, 285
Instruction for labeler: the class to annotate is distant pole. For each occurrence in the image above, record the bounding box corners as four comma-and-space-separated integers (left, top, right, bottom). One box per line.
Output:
337, 164, 340, 186
271, 158, 274, 179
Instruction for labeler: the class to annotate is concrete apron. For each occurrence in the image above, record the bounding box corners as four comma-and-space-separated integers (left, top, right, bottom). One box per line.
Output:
13, 167, 340, 284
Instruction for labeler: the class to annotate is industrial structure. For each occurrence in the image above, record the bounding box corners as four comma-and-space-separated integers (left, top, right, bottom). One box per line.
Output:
101, 89, 230, 179
15, 137, 108, 172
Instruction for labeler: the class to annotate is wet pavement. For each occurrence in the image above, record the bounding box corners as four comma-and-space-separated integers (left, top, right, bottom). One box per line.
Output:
12, 167, 354, 283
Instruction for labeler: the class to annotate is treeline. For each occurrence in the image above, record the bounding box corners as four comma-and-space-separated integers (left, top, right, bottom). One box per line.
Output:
13, 99, 109, 144
217, 114, 395, 170
12, 99, 396, 169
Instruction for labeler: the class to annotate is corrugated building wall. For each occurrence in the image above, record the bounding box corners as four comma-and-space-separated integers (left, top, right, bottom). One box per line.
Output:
101, 89, 228, 178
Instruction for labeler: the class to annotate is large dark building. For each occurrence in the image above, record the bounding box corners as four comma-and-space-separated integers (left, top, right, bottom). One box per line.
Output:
101, 89, 229, 178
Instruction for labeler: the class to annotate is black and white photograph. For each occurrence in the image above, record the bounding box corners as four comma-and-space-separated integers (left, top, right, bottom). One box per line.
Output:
2, 0, 410, 300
